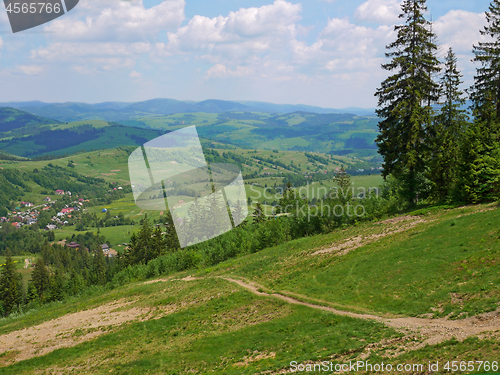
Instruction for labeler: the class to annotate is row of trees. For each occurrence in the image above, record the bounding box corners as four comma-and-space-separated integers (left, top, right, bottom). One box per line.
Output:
376, 0, 500, 205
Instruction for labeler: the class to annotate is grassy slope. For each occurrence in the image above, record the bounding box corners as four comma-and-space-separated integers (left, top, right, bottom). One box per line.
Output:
0, 204, 498, 373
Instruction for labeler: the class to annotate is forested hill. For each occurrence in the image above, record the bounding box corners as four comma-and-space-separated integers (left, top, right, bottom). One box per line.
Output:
0, 107, 59, 133
0, 120, 165, 158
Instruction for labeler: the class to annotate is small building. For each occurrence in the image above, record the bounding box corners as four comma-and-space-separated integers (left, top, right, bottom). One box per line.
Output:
46, 224, 57, 230
43, 197, 51, 202
11, 222, 20, 229
55, 190, 65, 195
21, 201, 34, 207
66, 191, 71, 195
66, 242, 80, 249
101, 244, 110, 252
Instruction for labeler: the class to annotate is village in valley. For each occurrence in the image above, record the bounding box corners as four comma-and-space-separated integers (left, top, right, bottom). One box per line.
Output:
0, 187, 121, 257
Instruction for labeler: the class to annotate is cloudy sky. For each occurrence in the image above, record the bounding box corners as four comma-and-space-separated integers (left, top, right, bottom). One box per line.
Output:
0, 0, 493, 108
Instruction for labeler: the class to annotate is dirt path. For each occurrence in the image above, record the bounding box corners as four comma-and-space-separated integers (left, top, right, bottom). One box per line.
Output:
0, 299, 175, 364
313, 215, 428, 256
220, 277, 500, 349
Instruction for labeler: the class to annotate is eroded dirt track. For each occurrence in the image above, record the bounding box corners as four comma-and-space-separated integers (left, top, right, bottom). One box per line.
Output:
0, 299, 175, 363
220, 277, 500, 348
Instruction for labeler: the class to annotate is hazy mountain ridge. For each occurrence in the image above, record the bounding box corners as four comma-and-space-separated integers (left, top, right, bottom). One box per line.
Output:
0, 98, 376, 122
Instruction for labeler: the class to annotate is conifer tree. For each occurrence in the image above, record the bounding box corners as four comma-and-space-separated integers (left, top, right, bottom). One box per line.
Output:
459, 97, 500, 202
31, 258, 50, 301
471, 0, 500, 122
0, 252, 20, 316
375, 0, 440, 204
163, 210, 180, 252
428, 48, 468, 201
333, 166, 351, 202
92, 248, 107, 285
459, 0, 500, 202
253, 202, 267, 225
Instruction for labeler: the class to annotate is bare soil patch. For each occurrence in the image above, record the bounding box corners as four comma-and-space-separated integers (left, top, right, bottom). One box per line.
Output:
312, 216, 428, 256
0, 298, 176, 364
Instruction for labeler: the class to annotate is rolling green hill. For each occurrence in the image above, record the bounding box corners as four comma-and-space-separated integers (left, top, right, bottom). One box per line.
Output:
0, 107, 59, 135
1, 102, 380, 156
122, 111, 380, 156
0, 120, 165, 158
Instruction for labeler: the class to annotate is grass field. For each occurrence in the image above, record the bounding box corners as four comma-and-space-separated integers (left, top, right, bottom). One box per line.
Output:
0, 204, 498, 373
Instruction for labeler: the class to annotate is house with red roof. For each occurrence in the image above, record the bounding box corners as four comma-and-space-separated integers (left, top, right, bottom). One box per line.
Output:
55, 190, 65, 195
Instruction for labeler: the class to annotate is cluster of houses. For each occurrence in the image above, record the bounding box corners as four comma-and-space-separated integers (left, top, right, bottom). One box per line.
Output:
1, 204, 40, 229
63, 242, 117, 257
1, 189, 92, 230
55, 190, 72, 195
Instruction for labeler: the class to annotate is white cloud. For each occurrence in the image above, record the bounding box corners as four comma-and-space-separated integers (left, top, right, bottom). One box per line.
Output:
205, 63, 254, 78
164, 0, 301, 57
32, 42, 151, 60
291, 17, 393, 67
355, 0, 402, 24
43, 0, 185, 42
16, 65, 44, 75
434, 10, 487, 54
130, 70, 141, 78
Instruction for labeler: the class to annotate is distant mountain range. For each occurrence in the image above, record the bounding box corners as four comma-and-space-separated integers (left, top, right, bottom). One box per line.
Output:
0, 98, 376, 122
0, 107, 380, 158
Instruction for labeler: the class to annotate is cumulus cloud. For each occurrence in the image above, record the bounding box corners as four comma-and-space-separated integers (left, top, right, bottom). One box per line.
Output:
32, 42, 151, 60
164, 0, 301, 56
16, 65, 44, 75
434, 10, 487, 54
130, 70, 141, 78
205, 63, 254, 78
291, 17, 393, 67
355, 0, 402, 24
43, 0, 185, 42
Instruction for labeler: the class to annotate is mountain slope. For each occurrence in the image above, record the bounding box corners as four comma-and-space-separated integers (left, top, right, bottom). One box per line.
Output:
0, 121, 164, 157
0, 107, 59, 133
0, 204, 498, 372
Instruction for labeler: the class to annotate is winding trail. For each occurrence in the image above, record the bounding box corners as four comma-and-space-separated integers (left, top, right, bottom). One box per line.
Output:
217, 276, 500, 350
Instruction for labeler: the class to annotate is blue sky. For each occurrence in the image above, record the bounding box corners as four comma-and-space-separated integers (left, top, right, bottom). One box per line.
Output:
0, 0, 493, 108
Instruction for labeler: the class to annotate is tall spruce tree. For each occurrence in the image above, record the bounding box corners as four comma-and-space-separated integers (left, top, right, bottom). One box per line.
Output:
471, 0, 500, 122
31, 257, 50, 302
462, 0, 500, 202
375, 0, 440, 204
428, 48, 468, 201
0, 252, 20, 316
